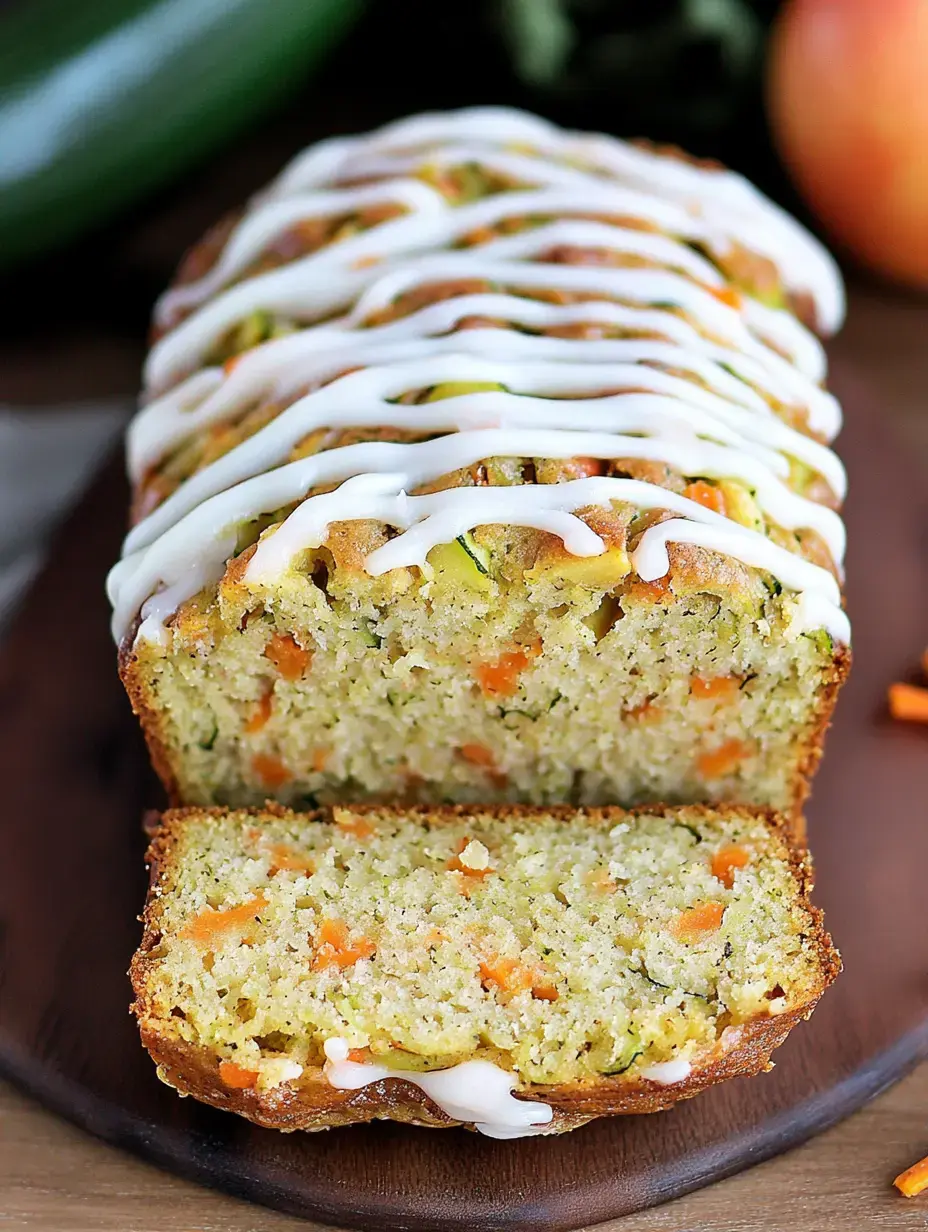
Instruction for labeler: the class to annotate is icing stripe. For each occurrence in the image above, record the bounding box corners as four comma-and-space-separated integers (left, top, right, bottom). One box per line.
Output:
112, 108, 849, 648
124, 354, 845, 557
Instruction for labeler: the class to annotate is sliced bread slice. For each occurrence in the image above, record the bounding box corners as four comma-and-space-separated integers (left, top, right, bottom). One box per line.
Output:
131, 802, 839, 1136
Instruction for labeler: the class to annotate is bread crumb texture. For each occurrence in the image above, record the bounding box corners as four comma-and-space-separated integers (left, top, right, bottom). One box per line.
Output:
133, 806, 834, 1093
128, 563, 843, 814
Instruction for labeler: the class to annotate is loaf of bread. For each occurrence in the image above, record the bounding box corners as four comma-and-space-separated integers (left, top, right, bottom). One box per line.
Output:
108, 107, 850, 817
131, 803, 839, 1136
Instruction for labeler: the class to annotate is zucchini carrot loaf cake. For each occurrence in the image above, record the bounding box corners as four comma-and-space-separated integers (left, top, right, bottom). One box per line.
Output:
131, 803, 839, 1136
108, 107, 851, 814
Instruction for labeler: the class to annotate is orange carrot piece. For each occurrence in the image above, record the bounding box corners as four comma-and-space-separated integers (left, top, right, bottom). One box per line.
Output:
709, 284, 742, 310
572, 457, 607, 477
312, 747, 330, 774
267, 843, 315, 875
531, 975, 560, 1002
182, 893, 268, 945
697, 739, 751, 779
312, 917, 376, 971
895, 1154, 928, 1197
218, 1060, 259, 1089
888, 682, 928, 724
459, 742, 497, 767
480, 955, 558, 1001
625, 700, 664, 723
264, 633, 311, 681
473, 639, 541, 698
683, 480, 727, 517
251, 752, 291, 788
690, 674, 740, 702
479, 957, 534, 996
674, 901, 725, 939
711, 845, 751, 889
244, 690, 273, 734
335, 811, 374, 839
347, 1048, 369, 1062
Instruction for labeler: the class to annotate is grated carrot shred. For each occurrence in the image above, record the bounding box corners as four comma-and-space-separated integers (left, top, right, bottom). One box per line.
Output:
267, 843, 315, 875
690, 674, 740, 701
895, 1154, 928, 1197
473, 639, 542, 698
697, 739, 751, 779
182, 893, 268, 945
459, 742, 497, 767
244, 690, 273, 734
335, 810, 374, 839
218, 1060, 259, 1089
674, 901, 725, 939
312, 917, 376, 971
251, 752, 291, 788
264, 633, 311, 681
709, 283, 742, 309
683, 480, 727, 517
710, 845, 751, 889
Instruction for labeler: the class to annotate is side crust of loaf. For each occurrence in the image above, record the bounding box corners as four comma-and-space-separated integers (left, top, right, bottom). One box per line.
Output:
130, 803, 840, 1133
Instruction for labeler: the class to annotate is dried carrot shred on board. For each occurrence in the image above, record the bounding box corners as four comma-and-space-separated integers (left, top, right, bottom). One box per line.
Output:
674, 901, 725, 939
218, 1061, 259, 1089
888, 682, 928, 724
710, 845, 751, 889
895, 1154, 928, 1197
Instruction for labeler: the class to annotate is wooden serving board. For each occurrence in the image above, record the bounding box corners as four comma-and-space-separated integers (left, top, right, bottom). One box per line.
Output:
1, 364, 926, 1232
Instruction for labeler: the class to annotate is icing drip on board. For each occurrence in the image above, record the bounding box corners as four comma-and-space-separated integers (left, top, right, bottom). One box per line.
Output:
110, 108, 850, 647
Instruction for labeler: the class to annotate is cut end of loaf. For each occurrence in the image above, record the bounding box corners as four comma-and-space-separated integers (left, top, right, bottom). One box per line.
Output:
122, 559, 848, 817
130, 803, 839, 1132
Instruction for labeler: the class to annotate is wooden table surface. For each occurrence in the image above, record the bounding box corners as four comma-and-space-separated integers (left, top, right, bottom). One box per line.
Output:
1, 198, 927, 1231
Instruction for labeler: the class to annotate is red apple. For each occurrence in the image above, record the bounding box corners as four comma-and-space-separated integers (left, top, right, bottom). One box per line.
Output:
767, 0, 928, 289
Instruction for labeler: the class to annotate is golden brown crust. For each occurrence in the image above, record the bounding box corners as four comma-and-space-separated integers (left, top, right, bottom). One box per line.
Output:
118, 631, 182, 805
130, 802, 841, 1133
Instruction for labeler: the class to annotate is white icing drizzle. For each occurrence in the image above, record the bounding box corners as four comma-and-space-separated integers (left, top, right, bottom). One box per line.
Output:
124, 353, 845, 559
639, 1058, 692, 1085
321, 1038, 554, 1139
155, 179, 447, 326
111, 109, 850, 648
109, 462, 848, 647
130, 301, 839, 482
265, 107, 844, 334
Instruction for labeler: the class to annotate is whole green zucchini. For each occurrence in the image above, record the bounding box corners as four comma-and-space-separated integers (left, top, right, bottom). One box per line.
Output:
0, 0, 364, 266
